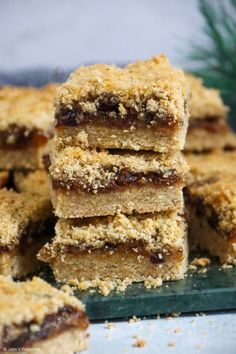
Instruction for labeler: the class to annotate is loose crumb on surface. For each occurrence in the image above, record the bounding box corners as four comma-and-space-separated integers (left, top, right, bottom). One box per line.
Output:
168, 342, 176, 348
221, 263, 233, 269
173, 327, 182, 334
198, 268, 207, 274
129, 316, 141, 323
191, 257, 211, 267
133, 337, 146, 348
60, 284, 75, 295
104, 320, 116, 330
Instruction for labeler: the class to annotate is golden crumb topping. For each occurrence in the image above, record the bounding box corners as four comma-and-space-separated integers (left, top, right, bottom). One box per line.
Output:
188, 173, 236, 236
49, 146, 188, 192
0, 189, 52, 246
186, 150, 236, 183
186, 73, 228, 120
0, 84, 56, 131
14, 170, 50, 199
0, 277, 84, 325
41, 211, 186, 253
55, 55, 188, 125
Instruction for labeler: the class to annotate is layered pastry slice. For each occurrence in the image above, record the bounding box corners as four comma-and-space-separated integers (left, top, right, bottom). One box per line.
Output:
38, 211, 188, 295
49, 146, 188, 218
186, 150, 236, 184
185, 73, 236, 152
0, 84, 56, 169
186, 173, 236, 265
14, 170, 51, 199
54, 55, 189, 153
0, 276, 89, 353
0, 189, 54, 277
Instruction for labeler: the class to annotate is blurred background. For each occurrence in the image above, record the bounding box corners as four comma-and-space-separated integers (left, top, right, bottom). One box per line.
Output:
0, 0, 202, 71
0, 0, 235, 124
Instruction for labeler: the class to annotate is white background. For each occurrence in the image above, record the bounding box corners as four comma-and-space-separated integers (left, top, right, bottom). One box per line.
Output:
0, 0, 204, 71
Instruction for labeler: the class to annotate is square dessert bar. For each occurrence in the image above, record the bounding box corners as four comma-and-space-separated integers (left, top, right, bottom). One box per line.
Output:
38, 211, 188, 295
0, 84, 56, 169
14, 170, 51, 199
185, 73, 236, 152
49, 146, 188, 218
54, 55, 189, 153
0, 277, 89, 353
186, 173, 236, 265
186, 150, 236, 184
0, 189, 54, 277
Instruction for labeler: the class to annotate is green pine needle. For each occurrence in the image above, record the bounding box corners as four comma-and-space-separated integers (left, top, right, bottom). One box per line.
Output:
187, 0, 236, 127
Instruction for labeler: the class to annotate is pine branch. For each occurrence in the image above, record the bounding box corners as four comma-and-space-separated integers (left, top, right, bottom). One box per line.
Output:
187, 0, 236, 124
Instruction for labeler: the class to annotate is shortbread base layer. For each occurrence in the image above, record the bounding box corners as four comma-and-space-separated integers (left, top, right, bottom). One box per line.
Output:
188, 207, 236, 265
55, 121, 188, 152
10, 328, 88, 354
0, 146, 47, 170
52, 185, 184, 218
39, 239, 188, 295
185, 129, 236, 152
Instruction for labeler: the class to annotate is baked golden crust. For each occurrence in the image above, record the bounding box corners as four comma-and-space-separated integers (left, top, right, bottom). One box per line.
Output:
0, 276, 85, 326
187, 173, 236, 237
0, 84, 56, 131
0, 171, 9, 188
0, 189, 52, 247
186, 73, 228, 120
14, 170, 50, 198
50, 146, 188, 193
55, 55, 188, 127
40, 211, 186, 252
186, 150, 236, 183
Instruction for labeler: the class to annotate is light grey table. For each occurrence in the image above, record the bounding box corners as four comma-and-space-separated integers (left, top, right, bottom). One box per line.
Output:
86, 312, 235, 353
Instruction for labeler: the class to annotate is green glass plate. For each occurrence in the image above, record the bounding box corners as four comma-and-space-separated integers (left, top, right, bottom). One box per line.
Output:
42, 264, 236, 320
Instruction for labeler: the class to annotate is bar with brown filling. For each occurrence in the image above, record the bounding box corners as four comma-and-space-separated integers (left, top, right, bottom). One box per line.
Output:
0, 276, 89, 353
185, 73, 236, 152
54, 55, 189, 153
0, 85, 56, 169
186, 173, 236, 265
49, 146, 188, 218
0, 189, 54, 277
38, 211, 188, 295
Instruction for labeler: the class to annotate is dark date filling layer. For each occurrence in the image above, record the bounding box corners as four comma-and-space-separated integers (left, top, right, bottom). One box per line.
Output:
186, 191, 236, 242
55, 106, 179, 130
0, 218, 55, 253
53, 241, 184, 265
1, 305, 89, 350
0, 124, 52, 150
52, 169, 182, 193
188, 116, 229, 133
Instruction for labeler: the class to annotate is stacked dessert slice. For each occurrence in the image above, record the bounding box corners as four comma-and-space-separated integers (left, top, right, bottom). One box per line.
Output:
0, 276, 89, 353
186, 151, 236, 264
39, 55, 189, 294
0, 85, 56, 277
185, 74, 236, 152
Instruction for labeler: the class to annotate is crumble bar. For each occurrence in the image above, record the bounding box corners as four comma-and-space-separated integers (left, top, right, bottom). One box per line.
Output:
185, 74, 236, 152
0, 84, 56, 169
49, 146, 188, 218
0, 276, 89, 353
0, 189, 53, 277
54, 55, 189, 153
38, 211, 188, 295
186, 173, 236, 264
14, 170, 51, 199
186, 150, 236, 184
